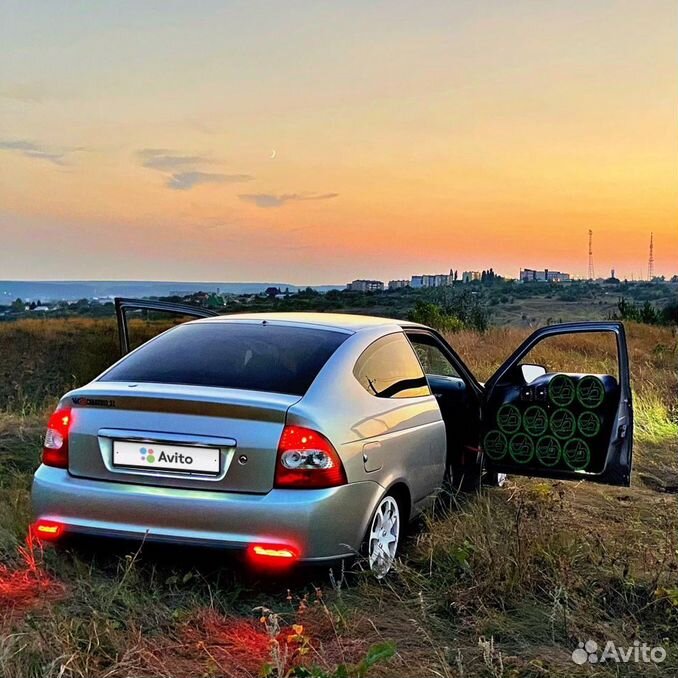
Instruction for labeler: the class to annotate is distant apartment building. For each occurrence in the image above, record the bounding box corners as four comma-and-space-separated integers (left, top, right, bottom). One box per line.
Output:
461, 271, 482, 283
347, 279, 384, 292
388, 279, 410, 290
410, 273, 453, 288
520, 268, 571, 283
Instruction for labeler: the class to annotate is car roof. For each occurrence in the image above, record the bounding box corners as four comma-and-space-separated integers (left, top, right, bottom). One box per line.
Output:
197, 312, 425, 332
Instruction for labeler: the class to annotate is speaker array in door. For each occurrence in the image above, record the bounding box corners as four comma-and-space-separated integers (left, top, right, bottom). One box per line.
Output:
483, 374, 611, 471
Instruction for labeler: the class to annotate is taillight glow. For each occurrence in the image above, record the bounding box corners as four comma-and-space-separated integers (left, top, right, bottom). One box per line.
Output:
251, 545, 297, 559
274, 426, 347, 489
31, 520, 64, 541
246, 542, 299, 569
42, 407, 72, 468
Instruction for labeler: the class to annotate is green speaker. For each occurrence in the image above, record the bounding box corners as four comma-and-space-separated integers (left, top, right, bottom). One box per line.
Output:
483, 430, 508, 461
548, 374, 575, 407
509, 433, 534, 464
576, 376, 605, 409
550, 408, 576, 439
523, 405, 548, 436
497, 403, 521, 434
535, 436, 562, 467
563, 438, 591, 471
577, 411, 601, 438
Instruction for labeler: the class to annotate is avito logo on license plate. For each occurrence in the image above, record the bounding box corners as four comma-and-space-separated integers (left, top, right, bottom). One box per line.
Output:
113, 440, 220, 475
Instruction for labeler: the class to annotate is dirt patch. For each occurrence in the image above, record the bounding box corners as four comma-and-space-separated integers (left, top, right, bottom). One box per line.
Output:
639, 472, 678, 494
0, 563, 66, 627
134, 605, 381, 678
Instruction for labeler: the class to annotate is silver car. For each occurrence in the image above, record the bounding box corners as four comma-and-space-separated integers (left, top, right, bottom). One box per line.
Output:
31, 299, 634, 576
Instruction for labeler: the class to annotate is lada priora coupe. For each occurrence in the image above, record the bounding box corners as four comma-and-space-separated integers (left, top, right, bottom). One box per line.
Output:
32, 299, 633, 576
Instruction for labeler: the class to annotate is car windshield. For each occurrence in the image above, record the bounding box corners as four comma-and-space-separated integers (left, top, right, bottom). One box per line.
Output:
100, 322, 348, 396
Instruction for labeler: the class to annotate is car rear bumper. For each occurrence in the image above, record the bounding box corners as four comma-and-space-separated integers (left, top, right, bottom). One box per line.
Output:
31, 465, 383, 562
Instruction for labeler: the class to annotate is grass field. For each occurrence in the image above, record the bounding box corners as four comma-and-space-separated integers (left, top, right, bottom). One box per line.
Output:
0, 319, 677, 677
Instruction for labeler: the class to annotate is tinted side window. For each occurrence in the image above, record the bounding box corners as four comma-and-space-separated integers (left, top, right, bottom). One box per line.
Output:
354, 334, 430, 398
101, 323, 348, 396
409, 336, 461, 378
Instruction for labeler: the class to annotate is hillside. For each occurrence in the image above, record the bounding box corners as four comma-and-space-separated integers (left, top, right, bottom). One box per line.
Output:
0, 280, 345, 304
3, 280, 676, 335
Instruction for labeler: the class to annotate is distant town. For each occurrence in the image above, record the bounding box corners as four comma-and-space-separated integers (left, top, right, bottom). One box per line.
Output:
346, 266, 675, 292
342, 231, 672, 291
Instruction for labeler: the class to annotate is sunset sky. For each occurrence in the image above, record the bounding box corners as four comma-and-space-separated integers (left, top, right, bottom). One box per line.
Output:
1, 1, 676, 284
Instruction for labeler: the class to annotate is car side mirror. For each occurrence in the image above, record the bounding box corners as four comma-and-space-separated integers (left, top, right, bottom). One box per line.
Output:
520, 363, 547, 384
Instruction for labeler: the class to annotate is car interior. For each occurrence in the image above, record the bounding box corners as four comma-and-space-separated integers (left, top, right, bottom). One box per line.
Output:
406, 331, 482, 472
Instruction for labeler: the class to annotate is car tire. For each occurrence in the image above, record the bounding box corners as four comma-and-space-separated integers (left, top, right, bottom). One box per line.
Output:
364, 494, 401, 578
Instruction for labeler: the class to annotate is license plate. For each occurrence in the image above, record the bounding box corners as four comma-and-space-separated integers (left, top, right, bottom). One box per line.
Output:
113, 440, 220, 475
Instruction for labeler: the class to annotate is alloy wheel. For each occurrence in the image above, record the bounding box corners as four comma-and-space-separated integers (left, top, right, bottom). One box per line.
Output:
368, 495, 400, 578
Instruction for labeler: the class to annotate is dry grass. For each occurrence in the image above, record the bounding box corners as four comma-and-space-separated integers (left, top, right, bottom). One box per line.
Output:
0, 318, 174, 412
0, 319, 676, 677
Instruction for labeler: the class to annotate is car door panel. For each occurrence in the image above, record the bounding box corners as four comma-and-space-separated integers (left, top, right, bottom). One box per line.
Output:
481, 322, 633, 486
426, 374, 480, 459
404, 330, 483, 473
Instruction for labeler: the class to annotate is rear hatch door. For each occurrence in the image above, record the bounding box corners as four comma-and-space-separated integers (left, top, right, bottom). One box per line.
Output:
66, 382, 299, 494
65, 307, 349, 494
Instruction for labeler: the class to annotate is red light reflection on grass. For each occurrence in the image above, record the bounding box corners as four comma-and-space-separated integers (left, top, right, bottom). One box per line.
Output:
0, 533, 66, 618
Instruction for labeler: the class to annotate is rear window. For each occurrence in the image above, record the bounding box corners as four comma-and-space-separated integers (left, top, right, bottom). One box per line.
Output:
100, 322, 348, 396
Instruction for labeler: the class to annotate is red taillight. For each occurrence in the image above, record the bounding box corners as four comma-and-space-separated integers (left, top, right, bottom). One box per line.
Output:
246, 542, 299, 569
250, 544, 297, 560
274, 425, 347, 489
42, 407, 72, 469
31, 520, 64, 542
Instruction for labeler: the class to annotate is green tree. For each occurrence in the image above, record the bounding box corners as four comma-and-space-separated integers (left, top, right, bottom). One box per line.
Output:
617, 297, 662, 325
639, 301, 660, 324
408, 301, 465, 333
432, 287, 489, 332
10, 298, 25, 312
661, 299, 678, 325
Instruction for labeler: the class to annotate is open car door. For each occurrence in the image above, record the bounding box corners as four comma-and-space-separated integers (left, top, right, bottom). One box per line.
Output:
481, 322, 633, 487
114, 297, 219, 355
